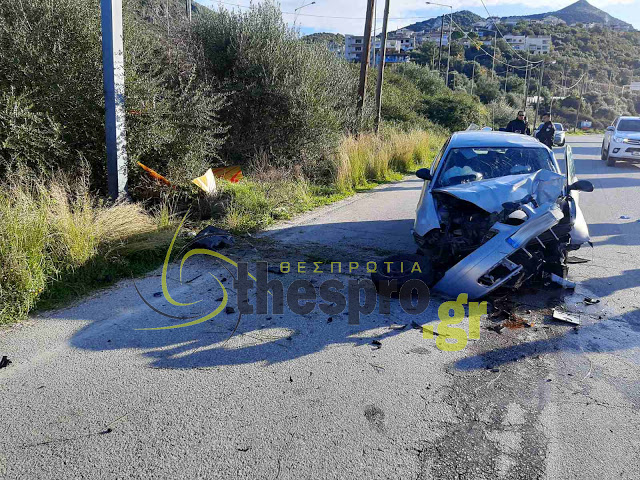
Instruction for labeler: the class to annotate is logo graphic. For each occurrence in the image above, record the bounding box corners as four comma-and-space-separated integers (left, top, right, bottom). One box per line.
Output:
134, 215, 255, 330
135, 216, 486, 351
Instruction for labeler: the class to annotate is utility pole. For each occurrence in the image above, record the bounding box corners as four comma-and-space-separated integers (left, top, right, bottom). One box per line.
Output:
523, 52, 531, 111
186, 0, 192, 22
445, 7, 452, 88
437, 16, 444, 76
375, 0, 391, 133
504, 66, 509, 93
575, 72, 586, 132
356, 0, 376, 122
100, 0, 128, 200
492, 30, 497, 79
532, 60, 546, 130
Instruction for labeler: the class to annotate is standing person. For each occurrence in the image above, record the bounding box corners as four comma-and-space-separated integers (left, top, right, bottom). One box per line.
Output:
505, 111, 531, 135
536, 113, 556, 149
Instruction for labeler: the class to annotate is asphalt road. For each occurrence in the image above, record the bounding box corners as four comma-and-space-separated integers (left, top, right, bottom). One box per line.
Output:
1, 135, 639, 479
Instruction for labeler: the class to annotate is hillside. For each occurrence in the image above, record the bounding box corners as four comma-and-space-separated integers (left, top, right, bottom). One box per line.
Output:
403, 10, 483, 32
504, 0, 632, 29
302, 32, 345, 45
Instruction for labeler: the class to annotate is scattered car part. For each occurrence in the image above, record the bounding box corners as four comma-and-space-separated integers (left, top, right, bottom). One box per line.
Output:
0, 356, 11, 369
550, 274, 576, 290
552, 309, 581, 325
191, 226, 234, 249
584, 297, 600, 305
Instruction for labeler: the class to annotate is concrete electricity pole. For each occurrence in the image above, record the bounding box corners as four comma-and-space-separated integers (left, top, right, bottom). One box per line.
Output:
186, 0, 192, 22
356, 0, 376, 122
100, 0, 128, 200
426, 2, 453, 87
375, 0, 391, 133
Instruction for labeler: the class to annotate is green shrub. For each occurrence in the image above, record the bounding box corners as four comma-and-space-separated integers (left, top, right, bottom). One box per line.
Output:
193, 1, 369, 179
421, 92, 488, 131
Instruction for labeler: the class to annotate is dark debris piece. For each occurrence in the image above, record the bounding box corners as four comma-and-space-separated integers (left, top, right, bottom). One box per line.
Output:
191, 226, 234, 250
371, 340, 382, 349
584, 297, 600, 305
0, 356, 11, 369
225, 306, 235, 314
487, 324, 505, 334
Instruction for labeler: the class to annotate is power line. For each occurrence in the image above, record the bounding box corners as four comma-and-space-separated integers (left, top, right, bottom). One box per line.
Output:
448, 17, 536, 71
211, 1, 440, 21
477, 0, 544, 65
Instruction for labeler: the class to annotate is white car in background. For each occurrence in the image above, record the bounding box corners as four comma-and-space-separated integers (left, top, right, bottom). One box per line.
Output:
533, 122, 566, 146
602, 116, 640, 166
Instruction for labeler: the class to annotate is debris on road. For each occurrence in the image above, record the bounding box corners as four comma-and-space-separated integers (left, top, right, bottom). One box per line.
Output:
487, 324, 505, 334
552, 309, 581, 325
550, 274, 576, 290
620, 215, 631, 220
191, 226, 234, 249
0, 356, 11, 369
584, 297, 600, 305
371, 340, 382, 349
225, 306, 235, 314
153, 292, 162, 298
411, 321, 423, 330
567, 256, 590, 264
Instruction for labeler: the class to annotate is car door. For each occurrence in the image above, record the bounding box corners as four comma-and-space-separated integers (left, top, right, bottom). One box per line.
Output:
564, 144, 590, 245
604, 118, 618, 150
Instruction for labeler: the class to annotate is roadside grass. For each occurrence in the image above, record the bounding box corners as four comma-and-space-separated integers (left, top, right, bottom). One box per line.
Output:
0, 174, 177, 325
216, 129, 445, 234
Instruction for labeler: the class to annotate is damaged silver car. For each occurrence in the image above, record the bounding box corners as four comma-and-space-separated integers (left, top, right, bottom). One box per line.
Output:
410, 131, 592, 299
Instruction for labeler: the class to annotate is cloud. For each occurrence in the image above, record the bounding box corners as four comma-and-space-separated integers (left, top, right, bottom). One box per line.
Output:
202, 0, 637, 34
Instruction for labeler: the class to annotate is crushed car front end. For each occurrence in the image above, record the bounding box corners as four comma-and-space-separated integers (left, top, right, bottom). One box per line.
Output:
412, 132, 592, 299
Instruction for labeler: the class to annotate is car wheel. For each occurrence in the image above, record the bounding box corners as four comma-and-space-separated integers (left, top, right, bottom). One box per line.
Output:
601, 143, 606, 161
559, 140, 565, 147
607, 154, 616, 167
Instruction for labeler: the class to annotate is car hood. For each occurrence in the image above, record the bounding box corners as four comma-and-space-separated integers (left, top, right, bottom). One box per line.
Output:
616, 131, 640, 140
432, 169, 565, 214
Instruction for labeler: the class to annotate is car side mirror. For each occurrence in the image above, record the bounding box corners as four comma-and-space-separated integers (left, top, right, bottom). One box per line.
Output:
606, 126, 615, 132
416, 168, 432, 181
569, 180, 594, 193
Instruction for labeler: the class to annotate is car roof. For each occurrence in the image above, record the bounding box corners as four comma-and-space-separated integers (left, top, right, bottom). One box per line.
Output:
618, 116, 640, 121
448, 131, 547, 149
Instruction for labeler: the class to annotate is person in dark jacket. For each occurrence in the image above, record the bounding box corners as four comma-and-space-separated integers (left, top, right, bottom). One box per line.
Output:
505, 111, 531, 135
535, 113, 555, 149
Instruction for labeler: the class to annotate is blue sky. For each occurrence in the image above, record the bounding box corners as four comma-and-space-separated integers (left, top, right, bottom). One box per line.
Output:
202, 0, 640, 34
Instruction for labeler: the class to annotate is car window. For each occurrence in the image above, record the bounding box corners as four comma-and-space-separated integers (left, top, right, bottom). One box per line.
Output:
430, 138, 450, 176
554, 123, 563, 131
435, 147, 555, 187
617, 119, 640, 132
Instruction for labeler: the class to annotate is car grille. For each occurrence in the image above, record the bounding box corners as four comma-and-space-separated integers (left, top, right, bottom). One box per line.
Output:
625, 147, 640, 153
626, 139, 640, 145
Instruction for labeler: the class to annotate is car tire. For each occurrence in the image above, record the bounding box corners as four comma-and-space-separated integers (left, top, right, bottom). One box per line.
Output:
559, 140, 565, 147
601, 143, 607, 161
607, 154, 616, 167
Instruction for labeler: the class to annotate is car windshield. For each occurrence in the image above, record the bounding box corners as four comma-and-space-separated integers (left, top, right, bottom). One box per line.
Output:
436, 147, 555, 187
617, 119, 640, 132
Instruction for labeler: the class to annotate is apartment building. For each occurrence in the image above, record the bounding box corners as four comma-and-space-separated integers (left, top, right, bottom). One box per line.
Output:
344, 35, 372, 62
503, 34, 551, 54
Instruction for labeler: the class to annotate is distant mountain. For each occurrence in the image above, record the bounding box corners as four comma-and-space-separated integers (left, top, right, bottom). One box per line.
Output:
400, 1, 632, 32
402, 10, 484, 32
503, 0, 632, 29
